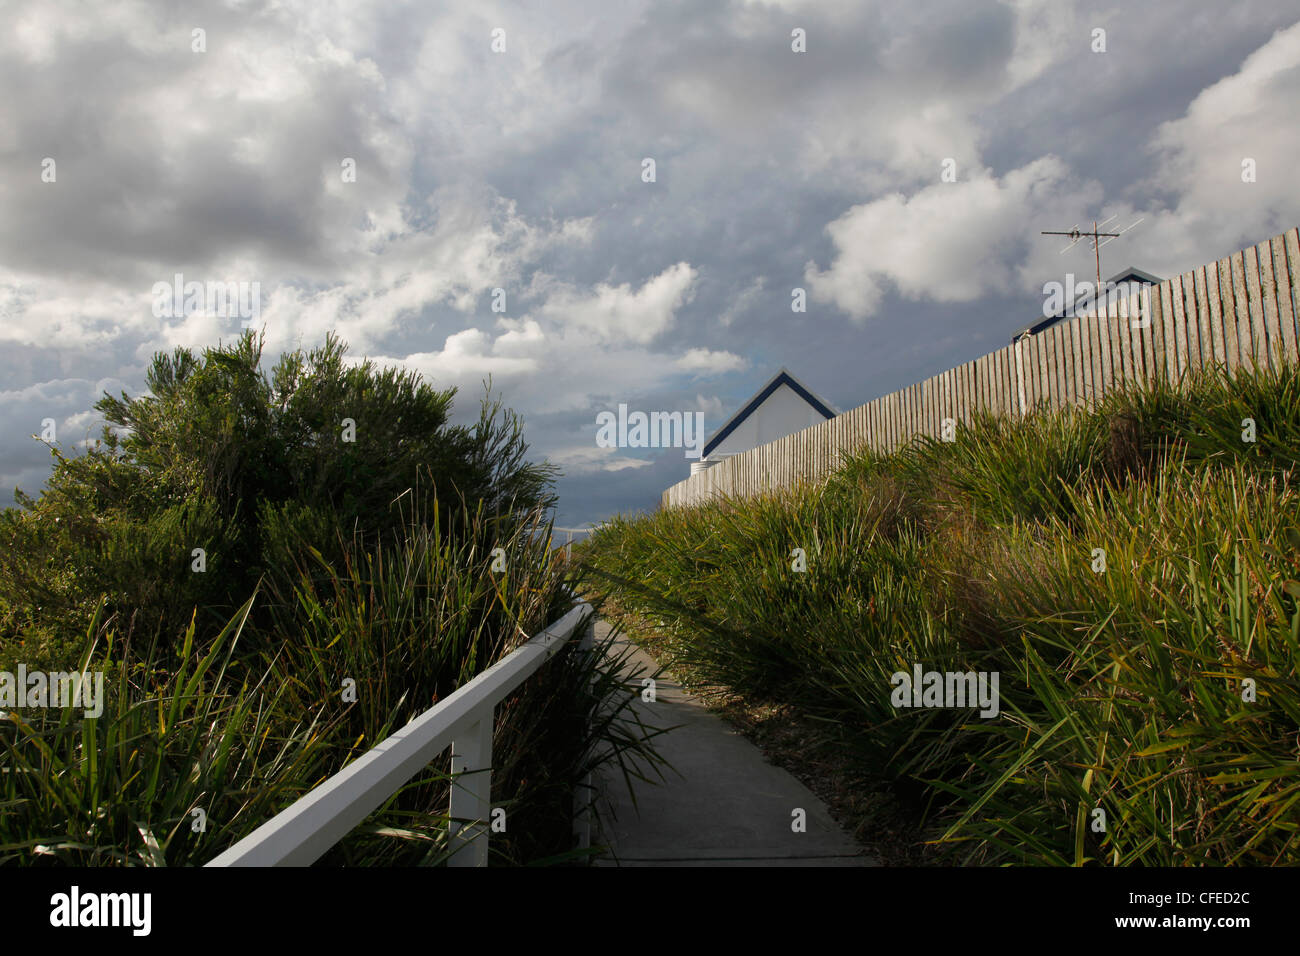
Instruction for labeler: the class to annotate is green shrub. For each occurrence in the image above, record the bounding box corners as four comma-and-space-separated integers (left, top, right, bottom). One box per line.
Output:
0, 332, 662, 866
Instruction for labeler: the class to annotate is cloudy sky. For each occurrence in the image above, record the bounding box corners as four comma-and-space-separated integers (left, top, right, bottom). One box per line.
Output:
2, 0, 1298, 528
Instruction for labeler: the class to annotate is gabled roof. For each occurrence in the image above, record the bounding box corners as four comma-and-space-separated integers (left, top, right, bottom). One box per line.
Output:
1108, 266, 1162, 285
1013, 266, 1163, 341
702, 367, 837, 459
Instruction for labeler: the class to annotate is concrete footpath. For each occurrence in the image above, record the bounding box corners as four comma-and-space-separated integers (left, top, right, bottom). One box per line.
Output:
590, 619, 875, 866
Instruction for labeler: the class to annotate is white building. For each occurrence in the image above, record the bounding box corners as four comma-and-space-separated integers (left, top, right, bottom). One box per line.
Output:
690, 368, 838, 475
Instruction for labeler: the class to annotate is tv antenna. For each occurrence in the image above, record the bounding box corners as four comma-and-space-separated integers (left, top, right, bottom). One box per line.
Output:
1041, 215, 1144, 316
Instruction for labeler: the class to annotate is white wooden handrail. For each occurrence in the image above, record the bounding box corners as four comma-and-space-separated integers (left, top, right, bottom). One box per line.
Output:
206, 601, 595, 867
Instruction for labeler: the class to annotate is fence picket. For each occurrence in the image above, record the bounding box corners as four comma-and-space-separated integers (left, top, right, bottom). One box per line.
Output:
1285, 228, 1300, 360
1259, 239, 1284, 371
1046, 331, 1057, 409
1055, 323, 1070, 406
1139, 284, 1157, 384
1117, 292, 1134, 389
1272, 233, 1298, 364
663, 228, 1300, 507
1201, 264, 1224, 372
1170, 275, 1190, 380
1096, 308, 1113, 400
1244, 245, 1269, 372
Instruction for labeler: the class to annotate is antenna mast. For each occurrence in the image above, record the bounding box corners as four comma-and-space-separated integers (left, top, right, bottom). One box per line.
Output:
1041, 216, 1143, 316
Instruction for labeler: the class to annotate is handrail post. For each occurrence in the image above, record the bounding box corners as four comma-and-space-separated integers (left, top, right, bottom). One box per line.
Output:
206, 604, 591, 867
572, 614, 595, 853
448, 710, 493, 866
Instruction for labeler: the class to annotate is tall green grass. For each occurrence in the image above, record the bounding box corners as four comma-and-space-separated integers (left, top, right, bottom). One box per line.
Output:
1, 504, 666, 866
582, 363, 1300, 865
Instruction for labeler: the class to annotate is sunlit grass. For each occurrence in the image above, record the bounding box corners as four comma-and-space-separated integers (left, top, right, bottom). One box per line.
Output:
582, 362, 1300, 865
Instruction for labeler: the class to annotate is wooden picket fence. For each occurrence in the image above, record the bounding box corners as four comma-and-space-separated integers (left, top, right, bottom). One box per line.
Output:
663, 226, 1300, 509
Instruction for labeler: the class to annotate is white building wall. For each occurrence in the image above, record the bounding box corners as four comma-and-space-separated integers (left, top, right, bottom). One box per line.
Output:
707, 384, 831, 459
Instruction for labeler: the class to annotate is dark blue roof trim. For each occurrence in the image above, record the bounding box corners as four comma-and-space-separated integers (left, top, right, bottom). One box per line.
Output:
703, 372, 836, 458
1014, 268, 1162, 341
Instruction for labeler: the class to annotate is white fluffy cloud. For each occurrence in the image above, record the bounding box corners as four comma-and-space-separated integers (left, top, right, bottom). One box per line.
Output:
537, 262, 698, 345
250, 187, 592, 356
675, 348, 747, 373
546, 444, 655, 474
804, 18, 1300, 325
1139, 20, 1300, 272
804, 157, 1077, 320
370, 320, 542, 384
1000, 0, 1086, 89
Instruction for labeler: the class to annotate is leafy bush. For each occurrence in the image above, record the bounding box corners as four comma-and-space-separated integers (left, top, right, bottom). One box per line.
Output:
0, 332, 663, 866
1, 331, 557, 656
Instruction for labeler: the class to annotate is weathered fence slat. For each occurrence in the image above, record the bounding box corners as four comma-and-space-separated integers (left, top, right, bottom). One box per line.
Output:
1244, 245, 1269, 372
1139, 284, 1156, 385
1285, 228, 1300, 355
1259, 239, 1284, 371
1272, 233, 1298, 362
663, 228, 1300, 507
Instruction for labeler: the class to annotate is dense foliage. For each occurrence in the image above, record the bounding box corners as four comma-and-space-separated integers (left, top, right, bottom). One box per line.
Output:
583, 363, 1300, 865
0, 332, 662, 866
1, 331, 557, 661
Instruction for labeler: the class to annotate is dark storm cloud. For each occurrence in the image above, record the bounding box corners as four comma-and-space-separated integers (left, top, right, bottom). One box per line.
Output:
0, 1, 403, 284
1, 0, 1297, 526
